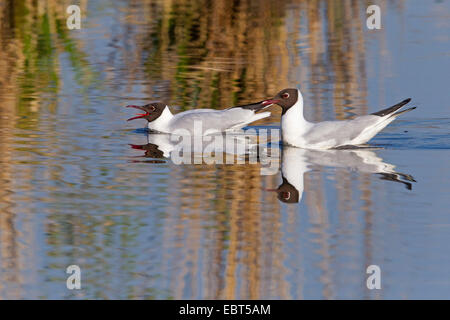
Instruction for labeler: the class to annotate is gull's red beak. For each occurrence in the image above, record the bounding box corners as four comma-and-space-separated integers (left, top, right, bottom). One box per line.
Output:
126, 105, 149, 121
129, 144, 145, 150
261, 99, 280, 107
266, 188, 278, 192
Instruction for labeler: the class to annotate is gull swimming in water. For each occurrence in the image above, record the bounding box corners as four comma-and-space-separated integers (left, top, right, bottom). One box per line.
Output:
261, 88, 416, 149
126, 101, 271, 135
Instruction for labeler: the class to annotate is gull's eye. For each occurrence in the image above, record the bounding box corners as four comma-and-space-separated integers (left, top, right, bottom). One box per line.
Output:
282, 191, 291, 200
282, 92, 290, 99
149, 106, 156, 111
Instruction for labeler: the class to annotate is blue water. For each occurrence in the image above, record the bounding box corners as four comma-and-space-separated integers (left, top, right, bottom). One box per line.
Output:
0, 0, 449, 299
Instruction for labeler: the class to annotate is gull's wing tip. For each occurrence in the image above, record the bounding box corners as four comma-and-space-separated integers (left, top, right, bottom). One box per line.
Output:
372, 98, 413, 117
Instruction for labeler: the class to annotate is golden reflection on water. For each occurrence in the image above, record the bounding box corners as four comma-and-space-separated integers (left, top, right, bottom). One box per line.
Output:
158, 163, 282, 299
0, 0, 419, 299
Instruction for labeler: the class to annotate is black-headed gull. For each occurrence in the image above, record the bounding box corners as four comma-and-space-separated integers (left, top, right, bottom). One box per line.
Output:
268, 146, 416, 203
261, 88, 416, 149
127, 101, 271, 135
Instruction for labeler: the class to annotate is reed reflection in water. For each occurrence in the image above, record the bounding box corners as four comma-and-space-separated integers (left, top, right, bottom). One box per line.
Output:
0, 0, 450, 299
123, 132, 417, 299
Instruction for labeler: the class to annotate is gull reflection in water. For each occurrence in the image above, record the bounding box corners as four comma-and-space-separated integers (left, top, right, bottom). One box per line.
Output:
128, 131, 280, 175
269, 146, 416, 204
128, 133, 415, 205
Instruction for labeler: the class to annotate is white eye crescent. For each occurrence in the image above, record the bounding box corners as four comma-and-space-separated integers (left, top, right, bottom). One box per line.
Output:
282, 93, 290, 99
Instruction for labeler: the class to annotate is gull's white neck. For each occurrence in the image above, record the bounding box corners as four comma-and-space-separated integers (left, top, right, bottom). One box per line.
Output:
281, 148, 310, 203
148, 106, 173, 133
281, 92, 312, 146
147, 133, 174, 157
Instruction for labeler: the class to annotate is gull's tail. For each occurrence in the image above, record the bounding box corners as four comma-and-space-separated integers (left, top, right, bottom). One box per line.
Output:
391, 106, 416, 117
228, 111, 271, 130
230, 101, 269, 112
371, 98, 414, 118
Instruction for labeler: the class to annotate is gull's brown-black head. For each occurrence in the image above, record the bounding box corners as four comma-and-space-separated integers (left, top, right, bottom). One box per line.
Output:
129, 143, 165, 159
267, 177, 300, 203
126, 102, 167, 122
262, 88, 299, 115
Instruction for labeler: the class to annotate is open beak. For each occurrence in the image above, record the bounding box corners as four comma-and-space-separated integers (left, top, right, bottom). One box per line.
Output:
126, 105, 149, 121
129, 144, 145, 150
261, 99, 280, 107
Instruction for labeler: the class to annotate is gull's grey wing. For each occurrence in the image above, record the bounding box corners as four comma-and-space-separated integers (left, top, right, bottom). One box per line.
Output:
169, 108, 258, 134
302, 115, 380, 146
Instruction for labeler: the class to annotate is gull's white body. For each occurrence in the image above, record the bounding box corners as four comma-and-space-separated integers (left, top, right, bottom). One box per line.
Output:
281, 90, 409, 149
149, 106, 270, 135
